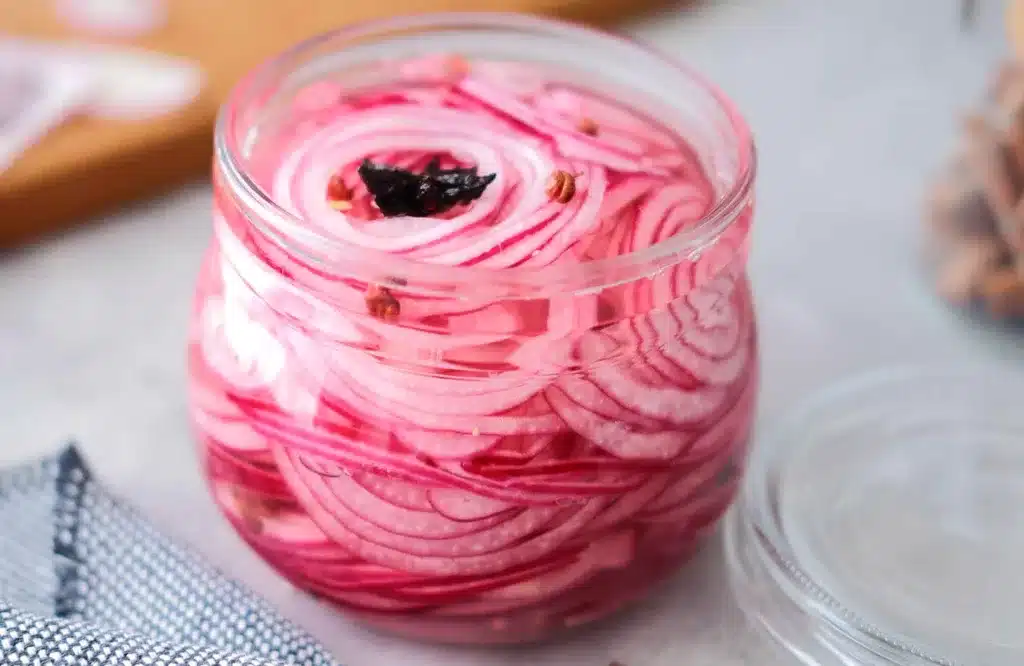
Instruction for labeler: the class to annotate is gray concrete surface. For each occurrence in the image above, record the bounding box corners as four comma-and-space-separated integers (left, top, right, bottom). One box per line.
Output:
1, 1, 1018, 664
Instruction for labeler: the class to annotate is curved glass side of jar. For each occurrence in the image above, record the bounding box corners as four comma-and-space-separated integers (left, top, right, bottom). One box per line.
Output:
726, 366, 1024, 666
188, 15, 758, 645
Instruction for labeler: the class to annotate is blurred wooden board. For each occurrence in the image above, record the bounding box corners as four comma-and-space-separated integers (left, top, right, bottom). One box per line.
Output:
0, 0, 671, 248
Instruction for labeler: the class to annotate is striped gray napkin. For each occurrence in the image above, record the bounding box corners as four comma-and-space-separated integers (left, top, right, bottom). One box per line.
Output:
0, 445, 338, 666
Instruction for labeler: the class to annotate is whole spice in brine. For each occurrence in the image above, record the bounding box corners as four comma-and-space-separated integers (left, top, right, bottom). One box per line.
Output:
365, 284, 401, 321
358, 157, 496, 217
577, 117, 599, 136
326, 173, 353, 210
546, 170, 576, 203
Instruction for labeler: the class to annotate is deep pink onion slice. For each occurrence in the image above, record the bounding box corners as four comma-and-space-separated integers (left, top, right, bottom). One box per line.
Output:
381, 559, 571, 602
212, 482, 329, 548
321, 472, 528, 544
204, 443, 291, 497
278, 444, 608, 576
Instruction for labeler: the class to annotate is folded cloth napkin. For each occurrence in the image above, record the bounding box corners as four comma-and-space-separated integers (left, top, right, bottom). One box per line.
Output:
0, 445, 338, 666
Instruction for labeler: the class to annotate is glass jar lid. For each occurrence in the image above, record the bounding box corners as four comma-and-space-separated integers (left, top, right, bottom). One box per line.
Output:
726, 365, 1024, 666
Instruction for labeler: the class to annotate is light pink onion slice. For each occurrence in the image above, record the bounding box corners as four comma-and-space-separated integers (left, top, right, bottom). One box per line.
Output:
194, 411, 269, 453
427, 488, 515, 522
348, 472, 434, 512
545, 387, 689, 461
394, 429, 501, 460
278, 444, 607, 575
479, 529, 634, 604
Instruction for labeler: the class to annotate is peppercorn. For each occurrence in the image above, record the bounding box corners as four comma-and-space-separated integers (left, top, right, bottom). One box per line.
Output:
546, 170, 576, 204
577, 117, 599, 136
326, 173, 352, 205
365, 285, 400, 321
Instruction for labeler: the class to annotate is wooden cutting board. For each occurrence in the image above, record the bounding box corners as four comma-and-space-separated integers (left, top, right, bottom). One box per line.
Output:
0, 0, 671, 248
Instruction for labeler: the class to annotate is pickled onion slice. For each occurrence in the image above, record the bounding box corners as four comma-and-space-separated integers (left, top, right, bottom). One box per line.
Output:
394, 428, 502, 460
278, 444, 608, 576
212, 482, 327, 547
545, 386, 689, 460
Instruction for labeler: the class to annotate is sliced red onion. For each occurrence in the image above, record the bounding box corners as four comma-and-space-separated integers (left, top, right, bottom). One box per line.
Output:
348, 472, 434, 512
191, 55, 757, 631
212, 482, 328, 547
427, 488, 516, 522
393, 428, 501, 460
277, 445, 607, 576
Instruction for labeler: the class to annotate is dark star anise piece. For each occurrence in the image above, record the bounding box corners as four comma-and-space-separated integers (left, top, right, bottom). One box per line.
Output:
358, 157, 496, 217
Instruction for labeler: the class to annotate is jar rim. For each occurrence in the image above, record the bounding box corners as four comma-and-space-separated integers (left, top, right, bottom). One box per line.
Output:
214, 12, 756, 298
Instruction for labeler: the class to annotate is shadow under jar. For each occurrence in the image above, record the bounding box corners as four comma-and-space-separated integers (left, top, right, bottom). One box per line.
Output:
189, 14, 758, 645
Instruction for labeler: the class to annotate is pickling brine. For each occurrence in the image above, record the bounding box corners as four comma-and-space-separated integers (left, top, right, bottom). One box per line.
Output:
190, 15, 757, 644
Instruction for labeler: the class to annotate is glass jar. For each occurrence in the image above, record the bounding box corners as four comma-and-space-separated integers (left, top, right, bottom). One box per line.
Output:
189, 13, 757, 645
727, 365, 1024, 666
